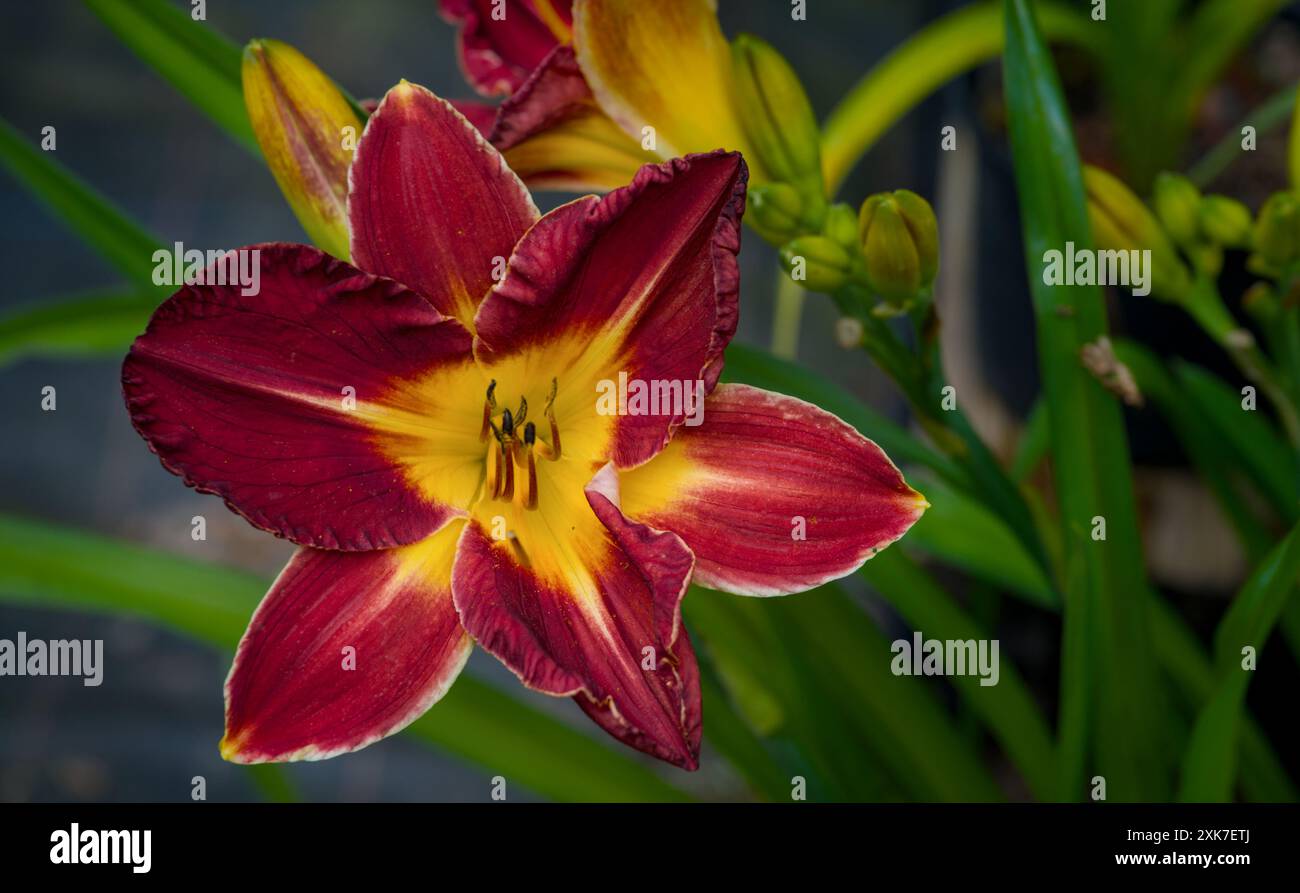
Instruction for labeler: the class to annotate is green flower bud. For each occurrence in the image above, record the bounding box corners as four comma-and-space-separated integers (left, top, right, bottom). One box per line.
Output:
1252, 191, 1300, 268
1153, 172, 1202, 248
1083, 165, 1191, 302
1198, 195, 1253, 248
731, 34, 823, 197
857, 190, 938, 304
1241, 282, 1278, 325
748, 183, 805, 243
780, 235, 851, 293
1190, 242, 1224, 278
822, 203, 859, 249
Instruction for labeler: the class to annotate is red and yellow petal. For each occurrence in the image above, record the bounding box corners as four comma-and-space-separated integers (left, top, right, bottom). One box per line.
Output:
348, 81, 538, 331
440, 0, 574, 97
221, 522, 471, 763
123, 242, 481, 551
473, 150, 747, 470
452, 464, 701, 768
619, 384, 929, 596
492, 46, 657, 192
573, 0, 765, 180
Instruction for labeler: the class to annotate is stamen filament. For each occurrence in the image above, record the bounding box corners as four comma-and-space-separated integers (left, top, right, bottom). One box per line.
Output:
481, 381, 560, 510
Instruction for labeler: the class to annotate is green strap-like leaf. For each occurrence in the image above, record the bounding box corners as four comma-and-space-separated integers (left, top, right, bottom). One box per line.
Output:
820, 0, 1095, 191
0, 289, 158, 368
904, 472, 1056, 608
1172, 361, 1299, 523
0, 116, 166, 289
1003, 0, 1168, 800
82, 0, 256, 151
690, 582, 1002, 801
0, 512, 690, 803
860, 549, 1057, 799
1115, 341, 1279, 556
1150, 600, 1295, 802
722, 341, 971, 493
1178, 523, 1300, 801
694, 654, 795, 802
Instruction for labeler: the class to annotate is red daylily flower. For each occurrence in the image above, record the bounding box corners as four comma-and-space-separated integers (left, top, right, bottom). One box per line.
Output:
440, 0, 575, 97
123, 81, 926, 768
442, 0, 769, 192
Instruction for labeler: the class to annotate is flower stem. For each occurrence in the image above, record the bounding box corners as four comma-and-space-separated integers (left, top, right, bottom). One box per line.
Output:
770, 269, 805, 360
833, 284, 1055, 582
1184, 277, 1300, 446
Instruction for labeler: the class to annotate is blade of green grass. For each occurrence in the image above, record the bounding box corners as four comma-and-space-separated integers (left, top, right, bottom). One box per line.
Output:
1003, 0, 1168, 800
82, 0, 256, 151
1178, 522, 1300, 801
0, 512, 690, 803
0, 116, 167, 289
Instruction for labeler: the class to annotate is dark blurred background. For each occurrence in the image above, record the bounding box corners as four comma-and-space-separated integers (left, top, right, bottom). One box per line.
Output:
2, 0, 1298, 801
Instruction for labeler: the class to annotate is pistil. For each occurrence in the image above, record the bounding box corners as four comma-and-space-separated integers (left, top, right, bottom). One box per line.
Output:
481, 379, 560, 511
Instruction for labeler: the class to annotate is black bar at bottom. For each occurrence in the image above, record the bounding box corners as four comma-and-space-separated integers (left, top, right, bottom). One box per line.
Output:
1, 803, 1289, 878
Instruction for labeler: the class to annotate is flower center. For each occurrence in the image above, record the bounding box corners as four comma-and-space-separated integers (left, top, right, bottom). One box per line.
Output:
479, 378, 562, 511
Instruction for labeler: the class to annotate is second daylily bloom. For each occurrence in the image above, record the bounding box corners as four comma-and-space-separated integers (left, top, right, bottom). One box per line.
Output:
441, 0, 575, 97
445, 0, 820, 197
123, 81, 925, 768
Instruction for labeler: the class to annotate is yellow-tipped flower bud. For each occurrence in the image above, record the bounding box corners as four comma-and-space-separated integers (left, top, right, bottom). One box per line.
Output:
780, 235, 851, 293
748, 183, 805, 243
731, 34, 823, 200
1084, 165, 1191, 302
1153, 172, 1202, 248
1252, 192, 1300, 269
857, 190, 938, 304
242, 39, 363, 260
1198, 195, 1253, 249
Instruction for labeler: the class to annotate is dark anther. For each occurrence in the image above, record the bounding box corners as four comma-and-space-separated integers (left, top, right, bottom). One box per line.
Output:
501, 408, 514, 437
523, 421, 537, 445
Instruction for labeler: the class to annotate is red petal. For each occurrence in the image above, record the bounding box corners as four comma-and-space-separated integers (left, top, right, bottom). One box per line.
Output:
123, 242, 475, 550
452, 465, 701, 768
440, 0, 574, 97
490, 45, 592, 150
473, 151, 747, 467
620, 384, 929, 595
450, 98, 498, 136
489, 45, 656, 193
222, 526, 471, 763
348, 81, 538, 330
